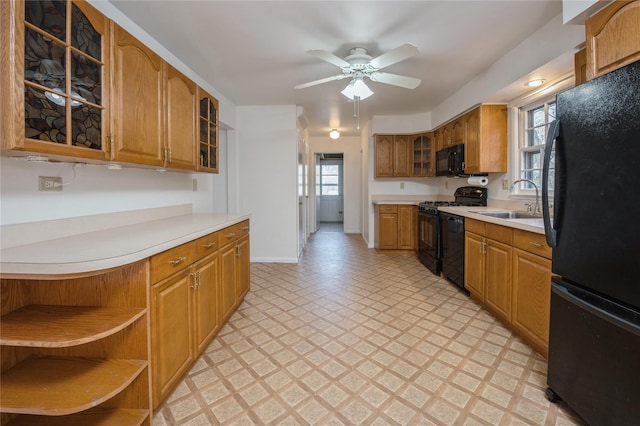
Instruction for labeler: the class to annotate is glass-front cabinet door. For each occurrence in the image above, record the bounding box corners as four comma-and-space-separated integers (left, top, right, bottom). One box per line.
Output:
2, 0, 109, 160
197, 89, 219, 173
412, 133, 434, 177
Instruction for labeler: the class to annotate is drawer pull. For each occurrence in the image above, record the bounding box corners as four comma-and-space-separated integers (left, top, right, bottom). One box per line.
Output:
204, 242, 216, 249
226, 232, 236, 239
242, 226, 249, 231
190, 273, 197, 289
528, 241, 543, 248
169, 256, 187, 266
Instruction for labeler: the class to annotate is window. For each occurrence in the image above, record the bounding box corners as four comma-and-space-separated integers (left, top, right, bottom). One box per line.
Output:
318, 161, 342, 196
517, 97, 556, 192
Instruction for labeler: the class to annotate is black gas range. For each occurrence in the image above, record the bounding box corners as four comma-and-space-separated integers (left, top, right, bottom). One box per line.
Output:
417, 187, 487, 280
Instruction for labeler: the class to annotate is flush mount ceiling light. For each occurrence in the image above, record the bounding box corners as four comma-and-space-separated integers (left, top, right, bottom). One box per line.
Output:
341, 78, 373, 100
526, 79, 545, 87
329, 129, 340, 139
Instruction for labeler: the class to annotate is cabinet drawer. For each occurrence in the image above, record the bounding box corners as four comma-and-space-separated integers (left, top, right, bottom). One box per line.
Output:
194, 231, 220, 260
485, 223, 512, 245
513, 229, 552, 259
465, 218, 485, 235
150, 241, 196, 282
221, 220, 250, 246
379, 205, 398, 214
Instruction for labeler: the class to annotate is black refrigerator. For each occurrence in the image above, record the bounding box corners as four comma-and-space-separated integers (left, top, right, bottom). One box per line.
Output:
542, 60, 640, 425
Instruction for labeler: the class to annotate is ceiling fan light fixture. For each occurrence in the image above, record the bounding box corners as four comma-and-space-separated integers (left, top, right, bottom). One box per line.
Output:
329, 129, 340, 139
341, 78, 373, 100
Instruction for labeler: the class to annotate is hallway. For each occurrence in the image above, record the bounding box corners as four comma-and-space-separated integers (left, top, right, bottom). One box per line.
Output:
153, 231, 583, 425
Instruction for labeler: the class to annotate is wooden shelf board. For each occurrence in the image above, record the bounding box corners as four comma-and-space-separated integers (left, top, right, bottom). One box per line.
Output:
8, 408, 149, 426
0, 356, 147, 416
1, 305, 146, 347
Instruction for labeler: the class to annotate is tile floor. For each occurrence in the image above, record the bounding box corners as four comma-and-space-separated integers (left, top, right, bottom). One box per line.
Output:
153, 223, 585, 425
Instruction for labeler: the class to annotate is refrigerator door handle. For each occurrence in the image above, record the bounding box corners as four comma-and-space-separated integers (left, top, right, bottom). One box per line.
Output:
543, 119, 560, 247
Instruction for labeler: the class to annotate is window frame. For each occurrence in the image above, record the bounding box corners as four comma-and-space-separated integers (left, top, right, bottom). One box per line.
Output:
318, 159, 343, 196
508, 75, 573, 199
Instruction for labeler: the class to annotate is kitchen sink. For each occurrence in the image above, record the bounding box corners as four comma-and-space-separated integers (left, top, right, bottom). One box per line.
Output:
472, 211, 542, 219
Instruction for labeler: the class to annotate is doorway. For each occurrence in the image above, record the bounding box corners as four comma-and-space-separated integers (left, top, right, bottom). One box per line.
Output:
316, 153, 344, 232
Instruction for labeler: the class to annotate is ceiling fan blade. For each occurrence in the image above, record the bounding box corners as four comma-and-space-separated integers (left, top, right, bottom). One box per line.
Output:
368, 43, 420, 70
307, 49, 350, 68
294, 74, 349, 89
369, 72, 422, 89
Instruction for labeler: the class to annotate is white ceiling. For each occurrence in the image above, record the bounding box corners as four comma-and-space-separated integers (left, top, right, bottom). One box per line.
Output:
107, 0, 572, 137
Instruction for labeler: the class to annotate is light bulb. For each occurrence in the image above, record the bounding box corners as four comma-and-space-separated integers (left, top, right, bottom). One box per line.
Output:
341, 78, 373, 100
329, 129, 340, 139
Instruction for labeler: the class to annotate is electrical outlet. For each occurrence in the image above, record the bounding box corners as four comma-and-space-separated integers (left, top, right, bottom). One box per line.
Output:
502, 179, 509, 190
38, 176, 62, 191
400, 182, 405, 189
192, 178, 198, 192
445, 181, 449, 189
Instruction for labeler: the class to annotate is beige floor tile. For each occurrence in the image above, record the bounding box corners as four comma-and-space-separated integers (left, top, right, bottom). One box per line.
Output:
153, 226, 585, 425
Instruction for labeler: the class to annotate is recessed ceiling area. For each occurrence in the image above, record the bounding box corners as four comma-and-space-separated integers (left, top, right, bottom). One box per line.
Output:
106, 0, 577, 137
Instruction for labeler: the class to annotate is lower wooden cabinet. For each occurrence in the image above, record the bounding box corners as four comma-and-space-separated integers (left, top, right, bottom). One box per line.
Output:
465, 219, 552, 356
512, 231, 553, 357
464, 220, 513, 322
151, 269, 194, 406
150, 220, 249, 408
0, 261, 152, 425
0, 219, 249, 421
377, 204, 416, 250
220, 222, 251, 322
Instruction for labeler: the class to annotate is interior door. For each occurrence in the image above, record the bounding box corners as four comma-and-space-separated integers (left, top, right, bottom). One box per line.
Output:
317, 155, 344, 223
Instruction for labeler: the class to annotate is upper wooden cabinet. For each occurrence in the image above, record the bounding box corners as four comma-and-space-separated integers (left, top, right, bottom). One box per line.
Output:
111, 24, 164, 166
585, 0, 640, 80
411, 133, 435, 177
374, 134, 411, 177
463, 105, 508, 174
1, 0, 218, 173
197, 89, 219, 173
574, 48, 588, 86
1, 0, 110, 161
166, 65, 198, 171
451, 119, 464, 146
376, 204, 416, 250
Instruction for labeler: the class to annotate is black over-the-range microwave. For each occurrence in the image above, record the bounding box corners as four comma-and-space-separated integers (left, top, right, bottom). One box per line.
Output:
436, 144, 466, 176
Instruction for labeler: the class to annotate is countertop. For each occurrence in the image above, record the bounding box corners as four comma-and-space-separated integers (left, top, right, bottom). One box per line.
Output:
439, 206, 546, 235
0, 213, 251, 277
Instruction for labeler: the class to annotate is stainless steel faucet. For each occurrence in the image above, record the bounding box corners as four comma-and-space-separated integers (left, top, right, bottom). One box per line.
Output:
511, 179, 540, 215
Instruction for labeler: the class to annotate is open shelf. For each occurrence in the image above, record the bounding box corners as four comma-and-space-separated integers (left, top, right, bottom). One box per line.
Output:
1, 356, 147, 416
0, 305, 146, 347
7, 408, 149, 426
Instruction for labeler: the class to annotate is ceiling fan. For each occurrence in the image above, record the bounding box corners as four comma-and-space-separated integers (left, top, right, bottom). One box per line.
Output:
294, 43, 422, 99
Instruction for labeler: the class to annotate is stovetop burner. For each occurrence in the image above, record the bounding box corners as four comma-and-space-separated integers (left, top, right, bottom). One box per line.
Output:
418, 186, 488, 214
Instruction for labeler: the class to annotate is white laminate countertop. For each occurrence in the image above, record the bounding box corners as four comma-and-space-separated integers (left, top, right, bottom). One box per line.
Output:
371, 195, 451, 205
0, 213, 251, 277
438, 206, 546, 235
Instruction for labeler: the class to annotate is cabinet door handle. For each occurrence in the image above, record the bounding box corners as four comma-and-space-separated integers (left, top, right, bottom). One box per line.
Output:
529, 241, 543, 248
196, 271, 201, 288
190, 272, 197, 289
226, 232, 236, 239
204, 242, 216, 249
236, 245, 241, 257
169, 256, 187, 266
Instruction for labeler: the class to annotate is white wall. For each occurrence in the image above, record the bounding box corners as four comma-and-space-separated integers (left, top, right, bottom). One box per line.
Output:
237, 106, 299, 263
0, 157, 212, 225
308, 135, 362, 234
431, 13, 584, 128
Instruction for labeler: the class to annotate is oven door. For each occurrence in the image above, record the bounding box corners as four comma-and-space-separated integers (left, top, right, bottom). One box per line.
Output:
417, 211, 441, 275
